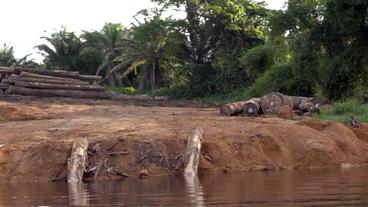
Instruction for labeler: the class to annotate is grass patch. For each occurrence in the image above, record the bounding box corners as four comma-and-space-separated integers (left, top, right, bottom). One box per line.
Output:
107, 86, 137, 95
146, 87, 191, 99
313, 99, 368, 123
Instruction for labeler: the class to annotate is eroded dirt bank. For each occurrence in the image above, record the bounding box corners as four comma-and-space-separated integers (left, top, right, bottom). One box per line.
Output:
0, 96, 368, 183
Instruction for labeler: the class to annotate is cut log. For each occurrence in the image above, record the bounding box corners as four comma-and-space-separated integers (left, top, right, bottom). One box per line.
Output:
291, 96, 309, 110
220, 101, 249, 116
79, 74, 102, 81
7, 86, 111, 99
298, 98, 317, 112
67, 138, 88, 182
0, 67, 16, 74
243, 98, 261, 117
14, 81, 105, 91
260, 92, 294, 114
184, 128, 203, 177
8, 74, 89, 85
20, 72, 82, 82
308, 96, 329, 109
15, 67, 80, 79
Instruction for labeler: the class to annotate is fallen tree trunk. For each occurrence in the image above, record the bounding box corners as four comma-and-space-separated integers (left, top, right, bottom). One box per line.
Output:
243, 98, 261, 117
7, 74, 89, 85
220, 101, 250, 116
184, 128, 203, 177
20, 72, 82, 82
14, 81, 105, 91
7, 86, 111, 99
67, 138, 88, 183
15, 67, 81, 79
260, 92, 294, 114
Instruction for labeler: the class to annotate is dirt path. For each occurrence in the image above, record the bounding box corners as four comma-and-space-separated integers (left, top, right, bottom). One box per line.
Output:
0, 96, 368, 182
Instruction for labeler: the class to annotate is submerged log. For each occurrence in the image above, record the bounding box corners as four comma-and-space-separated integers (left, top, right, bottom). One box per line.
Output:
260, 92, 294, 114
243, 98, 261, 117
14, 81, 105, 91
220, 101, 249, 116
20, 72, 82, 82
15, 67, 80, 79
7, 86, 111, 99
67, 138, 88, 182
184, 128, 203, 177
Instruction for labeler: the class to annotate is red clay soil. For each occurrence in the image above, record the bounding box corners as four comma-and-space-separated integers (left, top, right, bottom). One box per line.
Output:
0, 96, 368, 183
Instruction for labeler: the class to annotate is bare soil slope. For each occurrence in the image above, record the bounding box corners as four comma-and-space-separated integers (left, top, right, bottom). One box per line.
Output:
0, 96, 367, 182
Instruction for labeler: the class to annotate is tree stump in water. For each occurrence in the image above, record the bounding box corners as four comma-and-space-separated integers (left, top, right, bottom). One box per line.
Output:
67, 138, 88, 183
184, 128, 203, 177
260, 92, 294, 114
243, 98, 261, 117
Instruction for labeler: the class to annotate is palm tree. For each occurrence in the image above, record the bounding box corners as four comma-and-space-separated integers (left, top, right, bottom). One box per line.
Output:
108, 15, 171, 92
35, 27, 81, 71
81, 23, 127, 87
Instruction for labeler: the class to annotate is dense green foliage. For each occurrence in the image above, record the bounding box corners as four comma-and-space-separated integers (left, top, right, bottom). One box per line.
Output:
0, 43, 39, 68
3, 0, 368, 102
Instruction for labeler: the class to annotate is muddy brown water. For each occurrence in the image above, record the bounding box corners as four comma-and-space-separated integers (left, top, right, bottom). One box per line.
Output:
0, 167, 368, 207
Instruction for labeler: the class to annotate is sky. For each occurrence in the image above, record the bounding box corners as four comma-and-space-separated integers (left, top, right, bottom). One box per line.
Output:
0, 0, 285, 62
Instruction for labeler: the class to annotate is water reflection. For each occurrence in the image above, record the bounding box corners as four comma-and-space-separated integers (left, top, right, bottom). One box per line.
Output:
184, 176, 205, 207
68, 182, 89, 206
0, 167, 367, 206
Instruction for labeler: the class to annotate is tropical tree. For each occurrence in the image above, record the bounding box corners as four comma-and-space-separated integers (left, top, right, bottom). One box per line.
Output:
0, 43, 40, 68
0, 43, 16, 66
81, 23, 128, 87
36, 27, 81, 71
151, 0, 269, 96
107, 15, 173, 92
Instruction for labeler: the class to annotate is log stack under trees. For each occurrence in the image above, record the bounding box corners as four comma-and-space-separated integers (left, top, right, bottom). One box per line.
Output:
0, 66, 110, 99
220, 92, 328, 118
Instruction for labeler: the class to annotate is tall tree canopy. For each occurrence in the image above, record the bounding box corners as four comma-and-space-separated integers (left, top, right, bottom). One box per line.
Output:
36, 27, 82, 71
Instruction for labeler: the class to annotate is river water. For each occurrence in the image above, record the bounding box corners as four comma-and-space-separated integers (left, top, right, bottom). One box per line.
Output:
0, 167, 368, 206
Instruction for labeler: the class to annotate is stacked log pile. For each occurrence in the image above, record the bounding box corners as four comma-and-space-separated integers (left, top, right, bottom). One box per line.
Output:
0, 66, 110, 99
220, 92, 328, 118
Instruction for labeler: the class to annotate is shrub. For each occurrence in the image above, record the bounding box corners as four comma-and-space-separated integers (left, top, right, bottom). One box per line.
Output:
247, 63, 314, 97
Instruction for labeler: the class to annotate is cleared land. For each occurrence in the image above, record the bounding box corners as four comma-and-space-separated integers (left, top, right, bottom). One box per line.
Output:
0, 96, 367, 182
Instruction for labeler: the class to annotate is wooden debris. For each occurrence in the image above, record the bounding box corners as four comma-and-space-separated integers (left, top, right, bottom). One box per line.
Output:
139, 169, 149, 178
184, 127, 203, 177
67, 138, 88, 183
204, 155, 213, 163
93, 159, 107, 180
